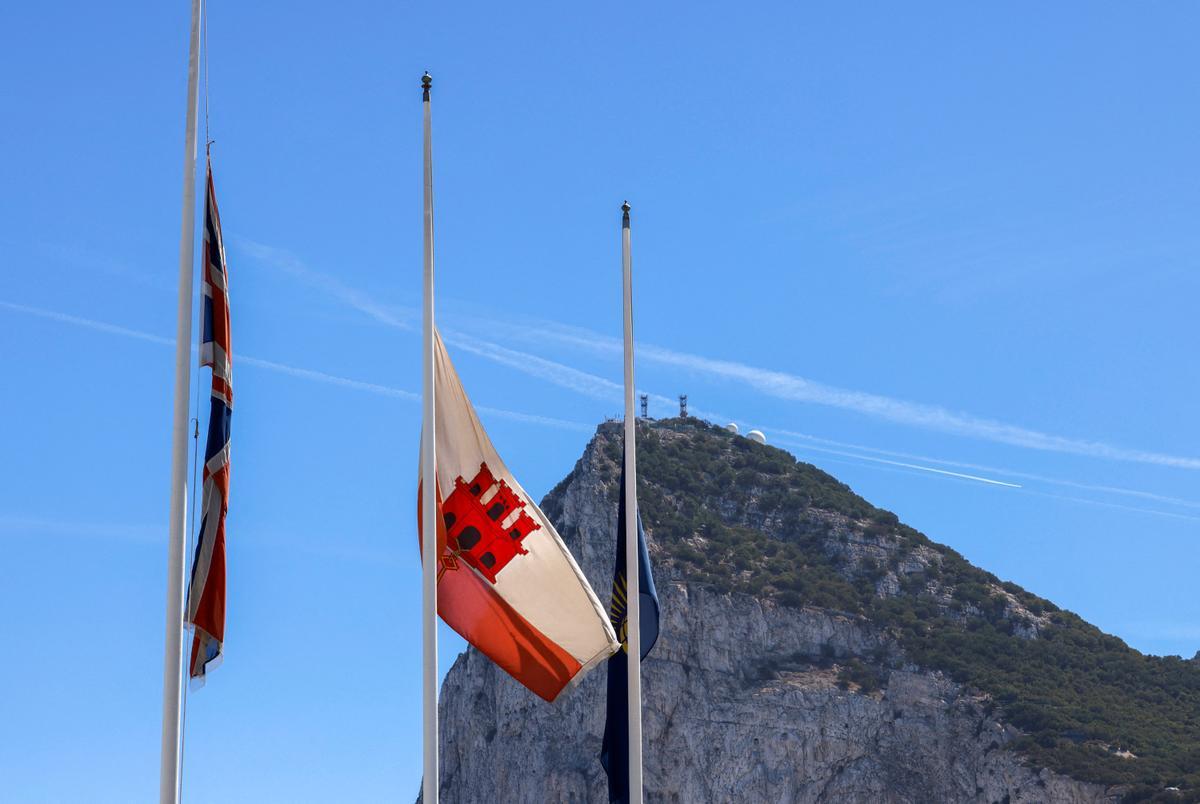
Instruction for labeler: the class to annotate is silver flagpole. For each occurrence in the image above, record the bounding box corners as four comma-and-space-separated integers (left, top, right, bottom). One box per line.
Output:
621, 201, 644, 804
160, 0, 203, 801
420, 71, 439, 804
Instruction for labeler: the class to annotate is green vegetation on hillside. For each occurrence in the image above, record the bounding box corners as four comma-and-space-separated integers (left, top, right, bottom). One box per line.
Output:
614, 418, 1200, 800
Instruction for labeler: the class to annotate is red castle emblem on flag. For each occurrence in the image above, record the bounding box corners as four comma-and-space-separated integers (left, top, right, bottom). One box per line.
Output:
441, 462, 541, 584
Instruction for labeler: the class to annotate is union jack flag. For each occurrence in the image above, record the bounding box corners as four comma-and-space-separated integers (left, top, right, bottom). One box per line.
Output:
186, 160, 232, 684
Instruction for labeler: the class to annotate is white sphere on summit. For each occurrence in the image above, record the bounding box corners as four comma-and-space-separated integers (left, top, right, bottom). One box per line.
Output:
725, 423, 739, 434
746, 429, 766, 445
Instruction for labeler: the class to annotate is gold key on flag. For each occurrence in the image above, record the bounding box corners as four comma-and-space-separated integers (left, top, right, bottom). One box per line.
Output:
417, 329, 619, 702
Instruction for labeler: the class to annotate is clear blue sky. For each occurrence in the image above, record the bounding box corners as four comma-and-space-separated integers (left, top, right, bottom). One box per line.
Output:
2, 1, 1198, 801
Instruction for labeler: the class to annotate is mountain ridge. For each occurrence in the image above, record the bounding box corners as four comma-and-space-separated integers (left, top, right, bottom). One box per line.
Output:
430, 417, 1199, 803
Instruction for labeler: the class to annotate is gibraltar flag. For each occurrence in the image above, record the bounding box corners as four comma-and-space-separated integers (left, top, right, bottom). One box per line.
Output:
419, 330, 619, 701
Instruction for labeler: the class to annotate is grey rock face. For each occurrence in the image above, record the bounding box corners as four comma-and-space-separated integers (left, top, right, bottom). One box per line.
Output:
428, 429, 1118, 803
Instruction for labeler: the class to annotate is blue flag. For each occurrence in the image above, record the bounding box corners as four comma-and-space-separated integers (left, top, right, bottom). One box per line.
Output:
600, 462, 660, 803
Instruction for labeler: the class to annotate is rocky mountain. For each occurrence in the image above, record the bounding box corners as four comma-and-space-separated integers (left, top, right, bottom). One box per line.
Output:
429, 418, 1200, 803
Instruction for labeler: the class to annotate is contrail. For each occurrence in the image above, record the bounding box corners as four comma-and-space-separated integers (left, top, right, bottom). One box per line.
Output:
238, 354, 419, 400
773, 428, 1200, 511
433, 317, 1200, 508
0, 513, 409, 562
87, 241, 1200, 479
441, 335, 712, 425
634, 343, 1200, 470
437, 310, 1200, 473
236, 241, 635, 409
1, 300, 174, 347
6, 298, 1194, 521
2, 300, 589, 432
44, 242, 1200, 472
1018, 489, 1200, 523
191, 245, 1200, 493
242, 245, 1200, 471
472, 406, 591, 432
778, 440, 1022, 488
787, 444, 1200, 525
443, 334, 624, 403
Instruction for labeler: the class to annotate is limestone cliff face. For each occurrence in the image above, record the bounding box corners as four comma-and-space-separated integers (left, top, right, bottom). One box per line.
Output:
429, 422, 1119, 803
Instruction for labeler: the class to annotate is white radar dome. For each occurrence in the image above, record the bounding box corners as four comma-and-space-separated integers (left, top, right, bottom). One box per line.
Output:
725, 423, 739, 434
746, 429, 766, 445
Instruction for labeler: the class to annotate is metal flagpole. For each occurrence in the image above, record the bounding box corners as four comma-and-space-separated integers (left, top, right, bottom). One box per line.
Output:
160, 0, 203, 801
420, 71, 439, 804
621, 201, 644, 804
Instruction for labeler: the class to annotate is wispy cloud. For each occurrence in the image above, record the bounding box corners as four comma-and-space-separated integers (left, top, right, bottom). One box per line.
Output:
634, 343, 1200, 470
478, 315, 1200, 471
240, 252, 1195, 507
9, 296, 1197, 523
236, 242, 660, 414
276, 246, 1193, 473
239, 245, 1200, 470
0, 515, 160, 545
1, 300, 588, 432
235, 238, 415, 331
443, 334, 623, 403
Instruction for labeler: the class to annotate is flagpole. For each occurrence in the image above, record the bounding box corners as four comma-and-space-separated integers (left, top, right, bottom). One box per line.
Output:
420, 71, 439, 804
160, 0, 203, 801
621, 201, 644, 804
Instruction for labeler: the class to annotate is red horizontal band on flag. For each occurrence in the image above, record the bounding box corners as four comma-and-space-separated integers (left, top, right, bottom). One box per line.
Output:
418, 484, 582, 701
191, 510, 227, 642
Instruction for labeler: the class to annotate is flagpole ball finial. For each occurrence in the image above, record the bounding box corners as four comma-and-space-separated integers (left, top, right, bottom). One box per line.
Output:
621, 200, 631, 214
422, 72, 432, 88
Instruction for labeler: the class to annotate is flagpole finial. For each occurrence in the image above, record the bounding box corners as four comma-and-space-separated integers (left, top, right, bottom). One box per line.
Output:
422, 72, 432, 100
621, 201, 631, 225
621, 200, 630, 213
